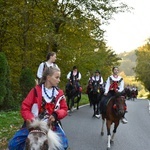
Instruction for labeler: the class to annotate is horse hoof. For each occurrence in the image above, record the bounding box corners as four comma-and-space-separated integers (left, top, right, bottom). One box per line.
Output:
101, 132, 104, 136
110, 140, 114, 145
107, 147, 110, 150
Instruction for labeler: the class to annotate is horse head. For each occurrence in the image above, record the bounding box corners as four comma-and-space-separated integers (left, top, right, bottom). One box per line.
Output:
92, 81, 100, 94
112, 92, 127, 117
25, 119, 62, 150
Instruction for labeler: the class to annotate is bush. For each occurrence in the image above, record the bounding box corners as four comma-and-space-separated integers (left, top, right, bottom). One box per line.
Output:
19, 67, 35, 99
0, 52, 14, 110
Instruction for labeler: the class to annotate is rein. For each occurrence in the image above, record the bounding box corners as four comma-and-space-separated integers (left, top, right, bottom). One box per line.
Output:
29, 129, 47, 135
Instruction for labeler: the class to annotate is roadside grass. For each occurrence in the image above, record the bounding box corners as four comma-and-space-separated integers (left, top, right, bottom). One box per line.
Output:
0, 94, 89, 149
0, 111, 23, 149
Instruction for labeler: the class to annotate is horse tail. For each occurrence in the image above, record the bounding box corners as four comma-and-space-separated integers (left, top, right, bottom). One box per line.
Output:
47, 129, 63, 150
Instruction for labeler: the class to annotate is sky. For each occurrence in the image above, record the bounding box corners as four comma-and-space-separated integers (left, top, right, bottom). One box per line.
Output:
103, 0, 150, 54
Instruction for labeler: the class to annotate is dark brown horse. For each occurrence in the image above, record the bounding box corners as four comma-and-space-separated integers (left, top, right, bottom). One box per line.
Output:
87, 80, 104, 117
65, 78, 81, 112
101, 93, 127, 150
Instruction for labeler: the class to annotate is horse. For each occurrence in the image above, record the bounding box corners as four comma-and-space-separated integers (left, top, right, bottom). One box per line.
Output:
86, 80, 93, 107
88, 80, 104, 117
25, 119, 63, 150
124, 87, 131, 100
131, 89, 137, 101
100, 93, 127, 150
65, 78, 82, 112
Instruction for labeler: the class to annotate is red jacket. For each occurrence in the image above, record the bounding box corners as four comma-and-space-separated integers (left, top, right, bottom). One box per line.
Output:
21, 85, 68, 121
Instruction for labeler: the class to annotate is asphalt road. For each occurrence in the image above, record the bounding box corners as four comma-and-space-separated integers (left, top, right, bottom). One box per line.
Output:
61, 99, 150, 150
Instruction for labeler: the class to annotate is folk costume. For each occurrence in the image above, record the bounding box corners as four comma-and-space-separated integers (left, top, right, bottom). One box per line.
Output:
8, 84, 68, 150
66, 68, 82, 93
90, 75, 104, 85
100, 75, 124, 113
67, 70, 81, 81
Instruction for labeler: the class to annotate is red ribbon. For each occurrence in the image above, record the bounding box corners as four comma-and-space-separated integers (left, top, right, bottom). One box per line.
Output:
45, 103, 55, 114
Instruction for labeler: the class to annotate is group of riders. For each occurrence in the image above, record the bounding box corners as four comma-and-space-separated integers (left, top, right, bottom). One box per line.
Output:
37, 52, 130, 123
124, 84, 138, 100
64, 65, 129, 124
8, 52, 132, 149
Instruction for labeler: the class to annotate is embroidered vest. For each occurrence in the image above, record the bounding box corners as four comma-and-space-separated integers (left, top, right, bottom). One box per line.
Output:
70, 71, 79, 81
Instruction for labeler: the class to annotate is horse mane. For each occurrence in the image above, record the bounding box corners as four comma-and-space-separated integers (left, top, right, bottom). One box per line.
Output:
47, 128, 62, 150
28, 119, 49, 133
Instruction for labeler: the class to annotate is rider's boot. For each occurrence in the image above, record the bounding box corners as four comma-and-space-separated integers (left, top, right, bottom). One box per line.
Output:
121, 116, 128, 124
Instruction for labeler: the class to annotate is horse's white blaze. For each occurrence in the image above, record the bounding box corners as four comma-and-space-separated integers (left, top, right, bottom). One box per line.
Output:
28, 133, 47, 149
107, 135, 111, 148
47, 129, 63, 150
27, 119, 62, 150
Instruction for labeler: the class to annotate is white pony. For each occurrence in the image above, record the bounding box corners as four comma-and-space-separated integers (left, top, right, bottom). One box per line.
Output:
25, 119, 63, 150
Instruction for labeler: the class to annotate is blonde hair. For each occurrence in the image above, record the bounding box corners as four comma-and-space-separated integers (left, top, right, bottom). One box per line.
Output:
40, 67, 60, 84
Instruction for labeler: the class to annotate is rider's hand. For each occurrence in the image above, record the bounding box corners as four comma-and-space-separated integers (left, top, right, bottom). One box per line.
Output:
49, 115, 55, 122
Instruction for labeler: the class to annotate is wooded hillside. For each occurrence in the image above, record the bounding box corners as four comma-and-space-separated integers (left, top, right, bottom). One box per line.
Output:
118, 50, 136, 76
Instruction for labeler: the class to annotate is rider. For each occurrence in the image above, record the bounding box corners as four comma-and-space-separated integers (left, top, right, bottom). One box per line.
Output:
100, 66, 128, 124
66, 66, 82, 92
36, 51, 59, 83
8, 67, 68, 150
89, 70, 104, 87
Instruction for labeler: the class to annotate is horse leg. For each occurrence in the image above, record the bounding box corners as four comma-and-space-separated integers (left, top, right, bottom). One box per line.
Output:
76, 94, 81, 110
92, 103, 96, 117
101, 117, 105, 136
67, 97, 70, 110
111, 121, 119, 144
70, 97, 75, 112
106, 120, 112, 149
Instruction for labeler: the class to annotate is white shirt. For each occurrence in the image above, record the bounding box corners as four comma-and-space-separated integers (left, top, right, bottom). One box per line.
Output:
37, 62, 59, 79
90, 75, 104, 85
67, 71, 81, 80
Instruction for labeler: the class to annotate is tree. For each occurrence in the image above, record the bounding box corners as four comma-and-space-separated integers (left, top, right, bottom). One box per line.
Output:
0, 52, 14, 110
134, 39, 150, 93
19, 67, 35, 99
0, 0, 131, 103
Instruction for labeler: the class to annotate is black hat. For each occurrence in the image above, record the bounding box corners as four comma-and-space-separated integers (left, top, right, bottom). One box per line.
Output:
95, 70, 100, 74
73, 66, 77, 70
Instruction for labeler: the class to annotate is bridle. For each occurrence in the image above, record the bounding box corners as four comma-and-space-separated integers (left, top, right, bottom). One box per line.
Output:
112, 96, 126, 116
29, 129, 47, 135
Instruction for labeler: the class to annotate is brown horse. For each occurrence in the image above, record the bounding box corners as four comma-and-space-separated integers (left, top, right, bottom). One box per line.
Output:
25, 119, 62, 150
101, 93, 127, 150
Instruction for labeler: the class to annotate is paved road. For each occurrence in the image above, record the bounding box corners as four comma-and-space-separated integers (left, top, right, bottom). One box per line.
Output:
62, 99, 150, 150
